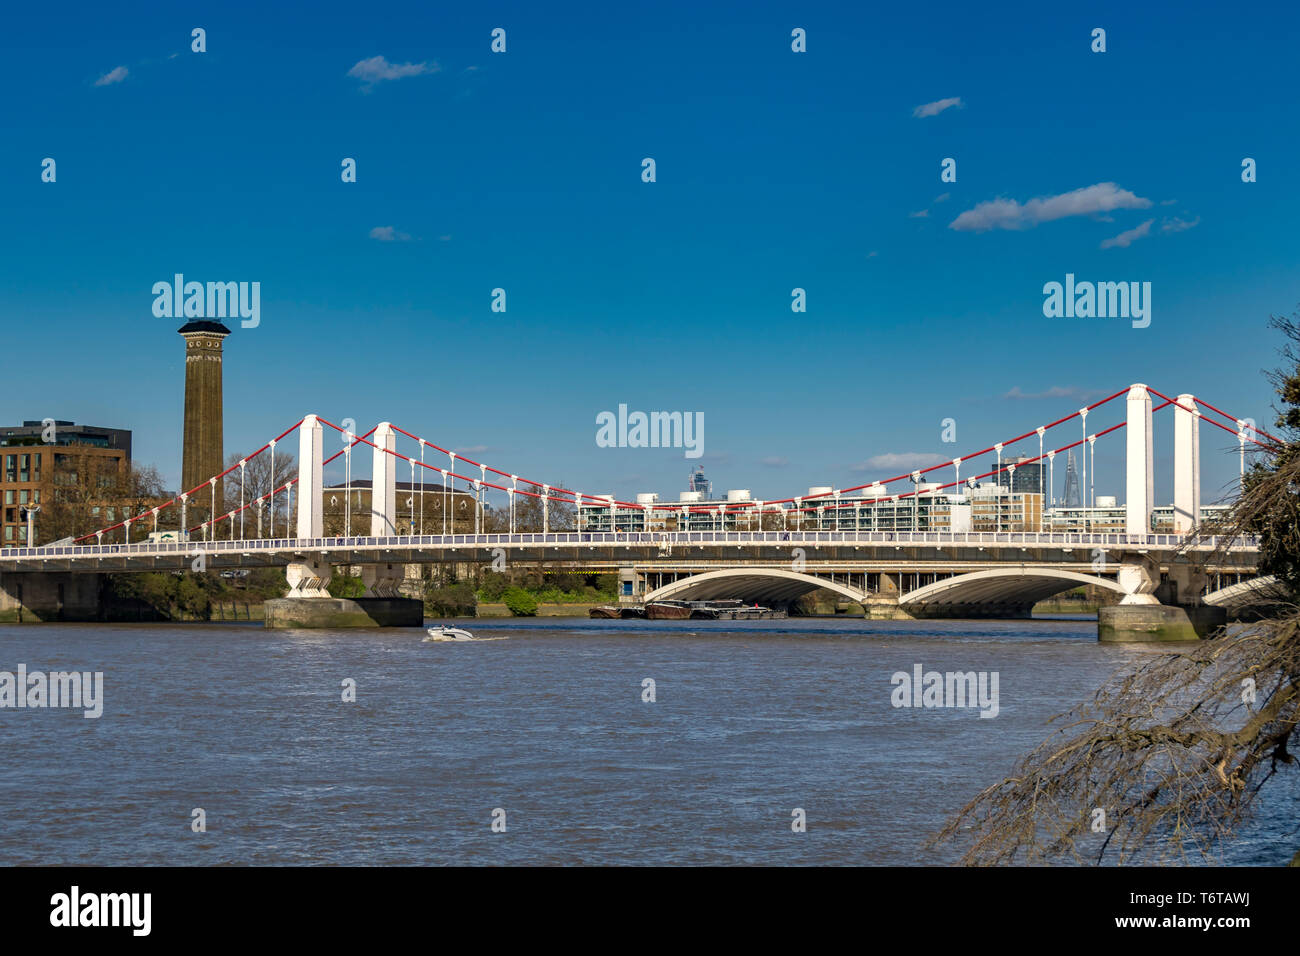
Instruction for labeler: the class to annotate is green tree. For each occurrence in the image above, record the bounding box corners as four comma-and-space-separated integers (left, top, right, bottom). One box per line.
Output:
502, 587, 538, 616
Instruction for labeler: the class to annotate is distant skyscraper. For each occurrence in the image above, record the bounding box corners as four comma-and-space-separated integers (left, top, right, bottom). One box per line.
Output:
1063, 450, 1082, 508
990, 455, 1044, 495
688, 466, 712, 497
179, 320, 230, 514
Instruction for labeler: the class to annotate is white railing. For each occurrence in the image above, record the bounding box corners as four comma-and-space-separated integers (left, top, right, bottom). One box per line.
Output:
0, 529, 1261, 561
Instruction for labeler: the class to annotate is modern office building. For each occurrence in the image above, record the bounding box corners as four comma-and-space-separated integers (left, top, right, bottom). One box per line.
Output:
990, 455, 1045, 495
578, 479, 1230, 536
0, 421, 133, 545
578, 482, 1044, 533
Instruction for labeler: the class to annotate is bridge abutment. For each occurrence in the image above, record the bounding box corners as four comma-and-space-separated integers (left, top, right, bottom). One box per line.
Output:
0, 572, 104, 622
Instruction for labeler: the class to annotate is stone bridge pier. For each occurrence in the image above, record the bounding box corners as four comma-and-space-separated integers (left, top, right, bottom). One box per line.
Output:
1095, 389, 1225, 641
1098, 554, 1225, 642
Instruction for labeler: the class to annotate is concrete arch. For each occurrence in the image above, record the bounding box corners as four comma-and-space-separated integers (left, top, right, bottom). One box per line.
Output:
901, 567, 1124, 609
643, 568, 868, 605
1203, 575, 1286, 610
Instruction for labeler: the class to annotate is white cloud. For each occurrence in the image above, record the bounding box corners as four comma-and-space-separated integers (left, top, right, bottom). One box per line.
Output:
1002, 385, 1108, 402
913, 97, 963, 118
908, 209, 930, 219
348, 55, 439, 88
369, 226, 412, 241
933, 192, 951, 203
1100, 218, 1154, 249
94, 66, 128, 86
759, 456, 789, 467
949, 182, 1152, 233
851, 452, 948, 472
1161, 216, 1200, 233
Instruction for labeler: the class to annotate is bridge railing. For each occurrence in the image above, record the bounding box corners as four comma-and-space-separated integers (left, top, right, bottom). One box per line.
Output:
0, 529, 1261, 560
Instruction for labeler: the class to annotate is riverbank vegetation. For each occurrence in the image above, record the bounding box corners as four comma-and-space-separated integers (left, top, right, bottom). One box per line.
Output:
935, 313, 1300, 865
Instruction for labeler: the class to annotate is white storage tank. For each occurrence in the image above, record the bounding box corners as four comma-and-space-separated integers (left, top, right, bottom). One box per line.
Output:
726, 489, 751, 502
636, 493, 659, 505
808, 486, 833, 497
1096, 495, 1117, 508
680, 491, 703, 503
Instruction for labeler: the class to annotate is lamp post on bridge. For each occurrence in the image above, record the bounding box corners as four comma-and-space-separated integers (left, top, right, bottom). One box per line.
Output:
909, 472, 920, 531
1047, 450, 1056, 513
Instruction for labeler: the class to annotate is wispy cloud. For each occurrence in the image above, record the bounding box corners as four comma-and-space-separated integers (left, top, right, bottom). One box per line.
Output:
1002, 385, 1108, 402
1100, 218, 1154, 249
949, 182, 1152, 233
913, 97, 963, 118
1161, 216, 1200, 234
369, 226, 412, 241
94, 66, 128, 86
348, 55, 439, 89
759, 456, 789, 467
908, 209, 930, 219
851, 452, 948, 472
453, 445, 492, 455
933, 192, 951, 203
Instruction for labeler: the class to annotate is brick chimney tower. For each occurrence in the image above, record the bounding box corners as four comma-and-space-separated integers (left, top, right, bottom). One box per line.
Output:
179, 320, 230, 521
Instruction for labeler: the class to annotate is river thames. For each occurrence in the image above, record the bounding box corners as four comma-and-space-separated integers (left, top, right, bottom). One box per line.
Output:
0, 617, 1292, 865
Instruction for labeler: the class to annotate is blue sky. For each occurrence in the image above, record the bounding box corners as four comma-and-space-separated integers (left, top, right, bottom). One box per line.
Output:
2, 0, 1296, 508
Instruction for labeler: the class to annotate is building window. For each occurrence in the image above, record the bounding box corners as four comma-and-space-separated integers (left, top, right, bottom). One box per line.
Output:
18, 490, 28, 505
3, 455, 13, 482
2, 491, 10, 505
3, 526, 11, 541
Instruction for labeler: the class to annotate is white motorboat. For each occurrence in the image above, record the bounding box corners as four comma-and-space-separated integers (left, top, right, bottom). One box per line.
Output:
424, 626, 476, 642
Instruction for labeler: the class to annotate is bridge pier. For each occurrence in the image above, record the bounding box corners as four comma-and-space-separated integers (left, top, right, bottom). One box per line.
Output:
1099, 557, 1225, 642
